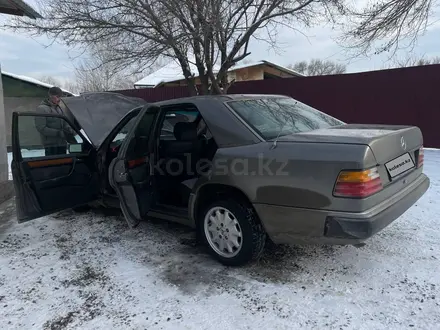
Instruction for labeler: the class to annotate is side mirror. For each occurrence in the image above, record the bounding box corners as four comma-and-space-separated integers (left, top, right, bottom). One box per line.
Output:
68, 143, 83, 154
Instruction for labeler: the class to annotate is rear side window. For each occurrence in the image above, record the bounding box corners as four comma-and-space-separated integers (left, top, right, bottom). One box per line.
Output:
159, 107, 200, 140
227, 97, 344, 140
134, 112, 156, 138
124, 110, 158, 159
112, 115, 138, 145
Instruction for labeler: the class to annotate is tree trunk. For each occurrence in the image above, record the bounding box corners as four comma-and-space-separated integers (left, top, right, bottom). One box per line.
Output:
197, 74, 210, 95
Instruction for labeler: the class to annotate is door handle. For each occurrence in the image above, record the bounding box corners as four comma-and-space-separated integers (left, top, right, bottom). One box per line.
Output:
37, 158, 79, 188
42, 157, 77, 182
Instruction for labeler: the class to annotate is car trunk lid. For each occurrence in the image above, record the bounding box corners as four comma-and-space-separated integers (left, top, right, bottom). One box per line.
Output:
60, 92, 147, 148
278, 124, 423, 182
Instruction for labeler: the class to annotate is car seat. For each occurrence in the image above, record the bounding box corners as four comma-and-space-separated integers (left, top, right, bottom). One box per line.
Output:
158, 122, 205, 181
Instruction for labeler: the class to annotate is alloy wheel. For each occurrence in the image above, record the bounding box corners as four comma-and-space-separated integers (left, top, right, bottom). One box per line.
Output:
204, 206, 243, 258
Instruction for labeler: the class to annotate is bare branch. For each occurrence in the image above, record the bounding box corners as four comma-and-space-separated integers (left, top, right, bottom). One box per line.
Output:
289, 59, 347, 75
4, 0, 347, 94
386, 54, 440, 68
340, 0, 435, 57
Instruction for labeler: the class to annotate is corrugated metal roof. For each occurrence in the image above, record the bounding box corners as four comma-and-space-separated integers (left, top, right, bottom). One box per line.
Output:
2, 71, 77, 96
0, 0, 42, 19
134, 60, 304, 88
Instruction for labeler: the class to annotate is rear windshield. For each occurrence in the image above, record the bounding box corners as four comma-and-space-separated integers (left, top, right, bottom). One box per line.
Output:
227, 97, 344, 140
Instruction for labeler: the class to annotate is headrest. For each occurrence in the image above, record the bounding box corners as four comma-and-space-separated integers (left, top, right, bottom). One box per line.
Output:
173, 122, 197, 141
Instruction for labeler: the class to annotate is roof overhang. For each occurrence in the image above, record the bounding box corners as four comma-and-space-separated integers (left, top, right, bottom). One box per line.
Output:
0, 0, 42, 19
2, 70, 77, 96
259, 60, 304, 77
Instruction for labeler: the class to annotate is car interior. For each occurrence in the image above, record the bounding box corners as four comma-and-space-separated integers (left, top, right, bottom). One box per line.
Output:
155, 106, 218, 209
104, 105, 218, 214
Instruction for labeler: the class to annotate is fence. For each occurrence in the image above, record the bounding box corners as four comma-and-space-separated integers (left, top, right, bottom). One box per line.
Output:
116, 64, 440, 148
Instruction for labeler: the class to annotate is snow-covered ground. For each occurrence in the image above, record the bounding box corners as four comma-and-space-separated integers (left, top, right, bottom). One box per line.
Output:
1, 150, 439, 330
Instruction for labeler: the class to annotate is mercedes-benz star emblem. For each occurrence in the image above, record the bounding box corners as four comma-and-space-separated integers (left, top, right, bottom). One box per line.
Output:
401, 137, 407, 150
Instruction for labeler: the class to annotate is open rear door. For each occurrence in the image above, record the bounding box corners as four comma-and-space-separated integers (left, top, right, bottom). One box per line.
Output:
11, 112, 100, 222
108, 106, 160, 227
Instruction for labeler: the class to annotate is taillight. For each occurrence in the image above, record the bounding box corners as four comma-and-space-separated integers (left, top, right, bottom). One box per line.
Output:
334, 167, 383, 198
417, 146, 424, 168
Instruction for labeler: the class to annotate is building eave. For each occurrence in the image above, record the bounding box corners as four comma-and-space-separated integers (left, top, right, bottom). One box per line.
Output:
2, 71, 77, 96
0, 0, 42, 19
260, 60, 304, 77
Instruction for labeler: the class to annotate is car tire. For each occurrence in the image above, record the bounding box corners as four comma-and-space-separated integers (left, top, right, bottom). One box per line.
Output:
199, 199, 266, 266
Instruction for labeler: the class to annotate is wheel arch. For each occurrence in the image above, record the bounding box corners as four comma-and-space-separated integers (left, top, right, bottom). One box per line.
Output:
191, 183, 259, 227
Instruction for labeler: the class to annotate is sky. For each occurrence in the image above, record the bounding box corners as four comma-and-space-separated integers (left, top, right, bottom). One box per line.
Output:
1, 0, 440, 85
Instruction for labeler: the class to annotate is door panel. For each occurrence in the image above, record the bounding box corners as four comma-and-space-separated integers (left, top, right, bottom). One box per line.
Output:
99, 107, 142, 195
12, 112, 100, 222
109, 106, 159, 227
27, 159, 98, 209
126, 160, 154, 215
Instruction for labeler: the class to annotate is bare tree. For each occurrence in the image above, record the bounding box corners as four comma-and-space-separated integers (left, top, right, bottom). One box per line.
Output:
289, 59, 346, 76
5, 0, 348, 95
342, 1, 436, 57
62, 80, 81, 95
38, 75, 79, 94
72, 47, 146, 93
38, 75, 61, 86
391, 55, 440, 68
38, 49, 146, 94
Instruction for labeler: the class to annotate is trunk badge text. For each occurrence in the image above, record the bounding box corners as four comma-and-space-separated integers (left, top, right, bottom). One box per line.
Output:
401, 137, 407, 151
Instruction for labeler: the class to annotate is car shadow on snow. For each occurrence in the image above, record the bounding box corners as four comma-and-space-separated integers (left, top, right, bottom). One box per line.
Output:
156, 236, 352, 298
90, 208, 347, 288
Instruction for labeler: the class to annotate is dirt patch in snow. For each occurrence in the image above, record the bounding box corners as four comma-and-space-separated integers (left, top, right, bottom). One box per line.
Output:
44, 311, 77, 330
61, 265, 109, 288
43, 293, 106, 330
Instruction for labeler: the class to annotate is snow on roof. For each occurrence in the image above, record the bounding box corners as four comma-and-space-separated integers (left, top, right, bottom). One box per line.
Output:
1, 71, 77, 96
229, 60, 303, 77
134, 60, 303, 88
134, 61, 197, 87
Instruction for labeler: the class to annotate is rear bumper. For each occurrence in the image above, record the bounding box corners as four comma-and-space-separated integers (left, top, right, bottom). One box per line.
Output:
253, 173, 430, 245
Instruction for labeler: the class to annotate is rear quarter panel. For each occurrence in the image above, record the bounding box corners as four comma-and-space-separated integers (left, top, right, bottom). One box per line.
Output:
195, 141, 383, 213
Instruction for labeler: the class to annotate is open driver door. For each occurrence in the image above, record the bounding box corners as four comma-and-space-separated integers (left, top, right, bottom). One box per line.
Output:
108, 106, 160, 228
11, 112, 100, 222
